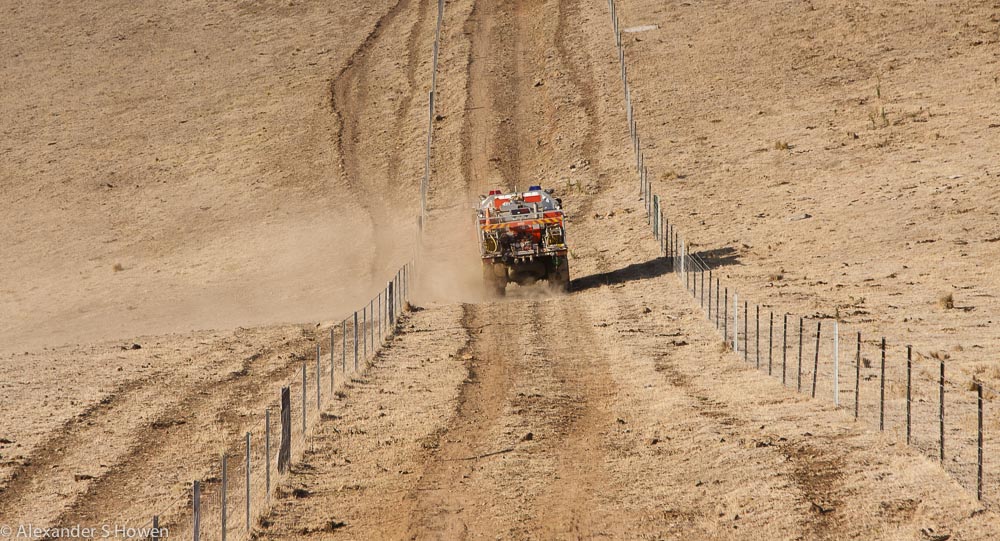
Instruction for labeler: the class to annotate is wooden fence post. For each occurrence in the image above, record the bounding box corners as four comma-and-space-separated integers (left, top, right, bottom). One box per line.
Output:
279, 387, 291, 474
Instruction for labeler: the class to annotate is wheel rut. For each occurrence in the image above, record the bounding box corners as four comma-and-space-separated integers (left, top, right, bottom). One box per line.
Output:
329, 0, 429, 276
0, 329, 318, 529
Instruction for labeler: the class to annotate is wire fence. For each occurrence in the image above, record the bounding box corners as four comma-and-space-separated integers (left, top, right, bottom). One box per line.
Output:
420, 0, 445, 234
606, 0, 997, 508
131, 263, 415, 541
173, 1, 445, 536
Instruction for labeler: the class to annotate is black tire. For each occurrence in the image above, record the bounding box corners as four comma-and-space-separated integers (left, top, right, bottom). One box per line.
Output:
483, 262, 508, 298
547, 256, 570, 293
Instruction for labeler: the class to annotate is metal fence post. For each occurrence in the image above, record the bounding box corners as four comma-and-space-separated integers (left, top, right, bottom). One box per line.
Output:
715, 279, 721, 330
733, 293, 738, 353
906, 346, 912, 445
330, 328, 335, 392
743, 301, 748, 362
880, 337, 886, 431
193, 480, 201, 541
940, 360, 945, 462
363, 306, 368, 361
855, 332, 861, 421
700, 266, 705, 308
812, 321, 821, 398
797, 317, 804, 392
782, 314, 788, 385
706, 270, 712, 320
316, 344, 321, 411
834, 320, 840, 406
301, 362, 307, 434
354, 312, 359, 371
768, 312, 774, 375
977, 381, 984, 501
370, 298, 375, 354
755, 305, 760, 369
724, 288, 729, 343
265, 409, 271, 502
152, 516, 160, 541
661, 211, 666, 254
221, 454, 228, 541
245, 432, 251, 533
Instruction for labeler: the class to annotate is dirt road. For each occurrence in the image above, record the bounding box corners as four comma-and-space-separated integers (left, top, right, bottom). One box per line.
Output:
4, 0, 1000, 539
256, 0, 1000, 539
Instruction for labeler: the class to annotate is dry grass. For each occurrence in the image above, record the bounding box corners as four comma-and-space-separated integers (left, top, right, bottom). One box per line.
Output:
938, 293, 955, 310
868, 77, 890, 129
773, 140, 791, 150
929, 351, 951, 361
112, 263, 124, 272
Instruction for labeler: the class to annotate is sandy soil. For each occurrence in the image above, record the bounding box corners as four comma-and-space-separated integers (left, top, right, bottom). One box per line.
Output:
0, 0, 412, 353
3, 0, 1000, 539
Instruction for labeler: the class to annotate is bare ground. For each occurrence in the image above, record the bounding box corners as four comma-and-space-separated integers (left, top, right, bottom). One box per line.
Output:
2, 0, 1000, 539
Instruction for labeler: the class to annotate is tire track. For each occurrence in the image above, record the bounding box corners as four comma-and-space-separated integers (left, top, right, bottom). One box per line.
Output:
396, 302, 516, 538
490, 1, 522, 189
385, 0, 431, 192
459, 0, 490, 197
54, 335, 317, 530
0, 329, 316, 530
329, 0, 428, 276
554, 0, 601, 171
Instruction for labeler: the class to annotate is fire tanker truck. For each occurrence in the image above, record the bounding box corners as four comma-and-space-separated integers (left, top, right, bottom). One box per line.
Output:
477, 185, 569, 296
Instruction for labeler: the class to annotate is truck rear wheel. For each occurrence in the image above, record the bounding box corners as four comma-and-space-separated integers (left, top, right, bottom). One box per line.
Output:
483, 262, 508, 298
547, 256, 570, 293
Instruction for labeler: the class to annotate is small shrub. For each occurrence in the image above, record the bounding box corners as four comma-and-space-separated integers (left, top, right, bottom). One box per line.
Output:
112, 263, 124, 272
938, 293, 955, 310
774, 141, 791, 150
